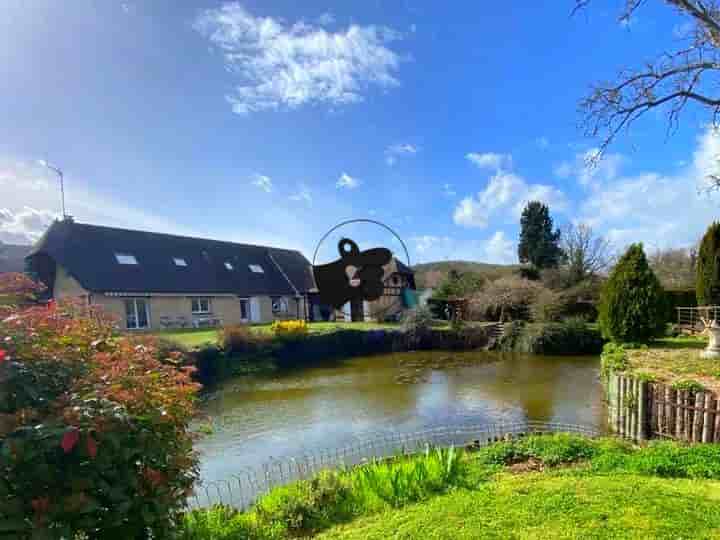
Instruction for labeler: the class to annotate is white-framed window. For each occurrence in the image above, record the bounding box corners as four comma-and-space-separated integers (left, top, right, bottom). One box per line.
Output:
249, 264, 264, 273
124, 298, 150, 329
191, 298, 211, 314
271, 296, 289, 314
173, 258, 188, 267
115, 253, 138, 265
239, 298, 250, 321
224, 261, 234, 271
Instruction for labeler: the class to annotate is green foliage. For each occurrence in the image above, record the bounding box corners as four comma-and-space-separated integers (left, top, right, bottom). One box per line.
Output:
671, 379, 706, 392
0, 301, 200, 539
598, 243, 667, 343
497, 319, 603, 355
696, 221, 720, 305
431, 270, 484, 300
219, 324, 266, 354
475, 433, 600, 467
600, 342, 630, 377
176, 447, 469, 540
517, 201, 564, 270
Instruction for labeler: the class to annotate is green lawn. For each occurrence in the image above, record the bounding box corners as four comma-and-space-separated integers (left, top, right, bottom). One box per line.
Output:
318, 474, 720, 540
156, 321, 401, 348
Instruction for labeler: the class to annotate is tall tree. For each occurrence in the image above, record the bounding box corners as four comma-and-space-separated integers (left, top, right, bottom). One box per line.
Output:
561, 223, 612, 285
598, 243, 667, 343
518, 201, 564, 270
575, 1, 720, 183
696, 221, 720, 304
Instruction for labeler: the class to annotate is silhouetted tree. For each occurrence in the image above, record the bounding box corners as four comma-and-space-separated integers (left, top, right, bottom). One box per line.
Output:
696, 222, 720, 304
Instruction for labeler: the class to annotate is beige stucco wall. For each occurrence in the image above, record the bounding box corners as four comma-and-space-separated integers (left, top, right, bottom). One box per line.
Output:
54, 265, 89, 299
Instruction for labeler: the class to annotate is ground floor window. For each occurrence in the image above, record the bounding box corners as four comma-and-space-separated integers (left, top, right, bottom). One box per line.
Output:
271, 296, 289, 314
124, 298, 150, 329
240, 298, 250, 320
191, 297, 211, 314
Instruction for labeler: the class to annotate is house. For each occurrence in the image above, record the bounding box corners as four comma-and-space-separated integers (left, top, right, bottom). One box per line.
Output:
323, 257, 417, 322
26, 219, 316, 330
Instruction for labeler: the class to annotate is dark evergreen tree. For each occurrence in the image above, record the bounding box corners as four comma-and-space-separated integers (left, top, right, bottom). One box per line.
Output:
696, 222, 720, 306
598, 243, 666, 343
517, 201, 563, 270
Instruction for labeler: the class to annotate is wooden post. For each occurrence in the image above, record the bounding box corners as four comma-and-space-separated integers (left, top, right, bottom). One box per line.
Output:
608, 374, 618, 432
684, 391, 692, 442
665, 387, 673, 439
638, 379, 647, 441
715, 397, 720, 443
702, 394, 713, 443
631, 377, 636, 439
676, 389, 683, 440
617, 375, 624, 436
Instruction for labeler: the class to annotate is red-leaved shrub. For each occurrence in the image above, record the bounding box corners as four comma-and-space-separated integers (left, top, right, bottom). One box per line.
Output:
0, 298, 200, 538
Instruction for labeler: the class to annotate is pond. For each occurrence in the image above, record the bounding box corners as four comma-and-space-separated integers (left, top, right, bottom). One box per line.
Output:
195, 350, 606, 485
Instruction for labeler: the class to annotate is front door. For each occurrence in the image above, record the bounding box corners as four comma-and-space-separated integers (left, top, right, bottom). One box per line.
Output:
240, 298, 250, 322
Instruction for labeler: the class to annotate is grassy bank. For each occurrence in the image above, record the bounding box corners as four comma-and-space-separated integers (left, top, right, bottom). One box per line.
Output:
176, 435, 720, 539
616, 334, 720, 393
157, 322, 400, 348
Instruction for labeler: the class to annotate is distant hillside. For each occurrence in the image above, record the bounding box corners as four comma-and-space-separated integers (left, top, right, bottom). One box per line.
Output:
0, 243, 31, 273
412, 260, 520, 289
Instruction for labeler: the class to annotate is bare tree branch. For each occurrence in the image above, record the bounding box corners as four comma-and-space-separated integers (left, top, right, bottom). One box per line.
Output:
575, 0, 720, 180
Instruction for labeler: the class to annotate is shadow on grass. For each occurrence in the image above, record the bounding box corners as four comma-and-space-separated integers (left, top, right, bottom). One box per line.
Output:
651, 338, 707, 350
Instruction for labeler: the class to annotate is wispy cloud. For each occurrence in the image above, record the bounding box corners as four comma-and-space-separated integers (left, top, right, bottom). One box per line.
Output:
465, 152, 512, 171
410, 232, 516, 264
536, 136, 550, 150
385, 143, 419, 166
195, 2, 405, 114
0, 206, 56, 244
251, 173, 273, 192
289, 183, 312, 204
442, 183, 456, 197
316, 12, 335, 25
336, 172, 361, 189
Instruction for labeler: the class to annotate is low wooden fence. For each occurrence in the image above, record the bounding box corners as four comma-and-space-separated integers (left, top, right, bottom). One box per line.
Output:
608, 373, 720, 443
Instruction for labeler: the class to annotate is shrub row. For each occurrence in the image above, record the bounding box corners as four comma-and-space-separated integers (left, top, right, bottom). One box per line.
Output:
496, 319, 604, 355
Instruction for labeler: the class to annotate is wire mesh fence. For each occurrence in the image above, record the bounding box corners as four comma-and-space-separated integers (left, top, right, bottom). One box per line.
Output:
188, 420, 602, 510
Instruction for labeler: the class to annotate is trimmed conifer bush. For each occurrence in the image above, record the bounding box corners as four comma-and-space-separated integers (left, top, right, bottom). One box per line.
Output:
696, 222, 720, 305
598, 243, 666, 343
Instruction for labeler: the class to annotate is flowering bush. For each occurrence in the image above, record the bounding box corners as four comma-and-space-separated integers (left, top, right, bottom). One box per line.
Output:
272, 319, 309, 340
0, 299, 200, 538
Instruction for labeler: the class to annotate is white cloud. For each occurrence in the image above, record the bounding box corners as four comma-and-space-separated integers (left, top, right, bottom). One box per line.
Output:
195, 2, 405, 114
0, 206, 56, 244
316, 12, 335, 26
250, 173, 273, 192
536, 136, 550, 149
554, 148, 623, 187
385, 143, 418, 166
0, 158, 201, 245
570, 127, 720, 251
465, 152, 512, 171
409, 232, 516, 264
453, 170, 567, 229
336, 172, 361, 189
289, 183, 312, 204
484, 231, 515, 264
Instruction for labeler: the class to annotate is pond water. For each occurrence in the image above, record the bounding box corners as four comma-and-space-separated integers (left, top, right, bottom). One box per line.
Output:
195, 350, 606, 485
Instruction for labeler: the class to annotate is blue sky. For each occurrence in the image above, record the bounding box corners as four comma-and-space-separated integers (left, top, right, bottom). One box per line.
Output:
2, 0, 720, 265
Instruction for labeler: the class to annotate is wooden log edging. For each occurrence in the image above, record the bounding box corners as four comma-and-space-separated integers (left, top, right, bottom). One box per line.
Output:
608, 373, 720, 443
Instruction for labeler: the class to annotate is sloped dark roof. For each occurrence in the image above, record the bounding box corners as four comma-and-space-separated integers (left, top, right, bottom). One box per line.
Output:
28, 220, 315, 296
0, 243, 31, 273
395, 259, 414, 276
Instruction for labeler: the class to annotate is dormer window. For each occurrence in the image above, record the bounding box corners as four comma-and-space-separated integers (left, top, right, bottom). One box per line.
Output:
115, 253, 138, 265
249, 264, 264, 273
224, 262, 234, 271
173, 258, 188, 267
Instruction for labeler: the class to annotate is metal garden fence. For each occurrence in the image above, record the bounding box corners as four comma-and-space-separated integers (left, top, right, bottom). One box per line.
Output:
188, 421, 602, 510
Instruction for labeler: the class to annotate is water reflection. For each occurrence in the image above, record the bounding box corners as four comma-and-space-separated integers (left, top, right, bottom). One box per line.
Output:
196, 350, 605, 484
